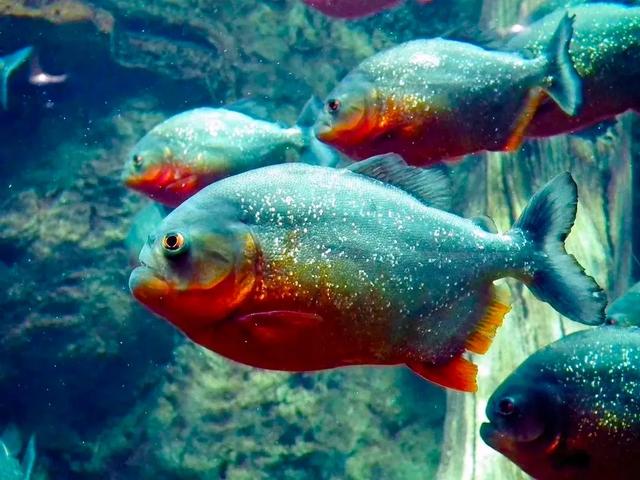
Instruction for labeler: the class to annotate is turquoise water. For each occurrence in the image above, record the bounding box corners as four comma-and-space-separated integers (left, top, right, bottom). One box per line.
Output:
0, 1, 638, 479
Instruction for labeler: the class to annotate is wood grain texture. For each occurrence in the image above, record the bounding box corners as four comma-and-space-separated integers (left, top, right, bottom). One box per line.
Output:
436, 2, 635, 477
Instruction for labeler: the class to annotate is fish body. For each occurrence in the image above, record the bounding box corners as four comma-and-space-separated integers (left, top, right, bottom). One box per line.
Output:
129, 157, 604, 392
606, 281, 640, 327
508, 4, 640, 137
125, 203, 172, 266
122, 108, 306, 207
302, 0, 432, 19
123, 99, 339, 207
0, 47, 33, 110
314, 15, 581, 165
482, 326, 640, 480
303, 0, 403, 18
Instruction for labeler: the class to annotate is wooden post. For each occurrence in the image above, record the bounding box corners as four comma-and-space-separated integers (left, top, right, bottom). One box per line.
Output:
436, 2, 635, 478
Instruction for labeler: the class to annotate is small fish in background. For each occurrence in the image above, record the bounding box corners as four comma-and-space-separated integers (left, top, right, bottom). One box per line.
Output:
0, 424, 36, 480
0, 46, 33, 110
606, 281, 640, 327
122, 97, 341, 207
301, 0, 432, 19
129, 157, 605, 393
507, 3, 640, 139
28, 54, 68, 87
481, 326, 640, 480
314, 14, 582, 165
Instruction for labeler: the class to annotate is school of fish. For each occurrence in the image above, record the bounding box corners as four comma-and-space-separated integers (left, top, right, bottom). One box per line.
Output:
117, 1, 640, 478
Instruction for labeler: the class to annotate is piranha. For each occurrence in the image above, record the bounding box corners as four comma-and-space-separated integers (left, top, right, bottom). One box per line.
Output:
0, 425, 35, 480
606, 281, 640, 327
507, 3, 640, 138
314, 14, 582, 165
129, 155, 605, 392
122, 98, 339, 207
481, 325, 640, 480
302, 0, 431, 19
0, 47, 33, 110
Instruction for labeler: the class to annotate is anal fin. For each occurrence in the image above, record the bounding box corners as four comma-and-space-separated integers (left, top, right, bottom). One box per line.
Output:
504, 88, 544, 152
465, 283, 511, 355
407, 355, 478, 392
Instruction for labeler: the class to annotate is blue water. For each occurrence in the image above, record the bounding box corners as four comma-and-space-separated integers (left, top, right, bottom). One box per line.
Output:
0, 1, 638, 479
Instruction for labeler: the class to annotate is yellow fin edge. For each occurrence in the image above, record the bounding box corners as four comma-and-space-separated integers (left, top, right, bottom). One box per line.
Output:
465, 282, 512, 355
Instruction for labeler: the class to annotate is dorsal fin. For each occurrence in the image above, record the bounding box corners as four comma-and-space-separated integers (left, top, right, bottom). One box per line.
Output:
472, 215, 498, 233
347, 154, 452, 211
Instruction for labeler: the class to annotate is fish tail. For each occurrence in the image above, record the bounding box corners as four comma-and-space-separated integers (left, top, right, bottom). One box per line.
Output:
0, 46, 33, 110
510, 172, 606, 325
295, 96, 343, 167
540, 13, 582, 116
21, 435, 36, 480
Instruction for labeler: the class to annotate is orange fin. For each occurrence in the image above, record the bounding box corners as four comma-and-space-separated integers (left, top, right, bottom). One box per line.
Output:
465, 283, 511, 355
504, 88, 545, 152
237, 311, 324, 343
407, 355, 478, 393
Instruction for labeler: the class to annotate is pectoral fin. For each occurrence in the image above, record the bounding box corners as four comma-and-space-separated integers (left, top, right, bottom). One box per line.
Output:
504, 88, 544, 152
237, 311, 324, 343
407, 355, 478, 392
165, 174, 200, 195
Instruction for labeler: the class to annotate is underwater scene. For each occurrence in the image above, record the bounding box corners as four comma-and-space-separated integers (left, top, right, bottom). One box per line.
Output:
0, 0, 639, 479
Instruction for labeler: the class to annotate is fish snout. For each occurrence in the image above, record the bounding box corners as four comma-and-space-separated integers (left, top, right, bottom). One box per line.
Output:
480, 420, 514, 454
129, 265, 170, 302
480, 422, 497, 446
313, 118, 334, 141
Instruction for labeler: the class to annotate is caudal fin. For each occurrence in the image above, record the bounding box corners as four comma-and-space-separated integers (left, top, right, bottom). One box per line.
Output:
296, 96, 343, 167
21, 435, 36, 480
511, 173, 606, 325
1, 46, 33, 110
541, 13, 582, 116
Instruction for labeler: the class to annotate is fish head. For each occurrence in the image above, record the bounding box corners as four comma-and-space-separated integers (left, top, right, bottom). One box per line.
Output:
481, 372, 567, 478
314, 72, 379, 149
129, 200, 259, 335
122, 116, 220, 206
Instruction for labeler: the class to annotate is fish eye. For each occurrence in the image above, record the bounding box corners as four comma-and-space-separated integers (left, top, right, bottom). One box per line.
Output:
132, 154, 143, 168
498, 397, 516, 416
327, 98, 341, 114
162, 232, 187, 255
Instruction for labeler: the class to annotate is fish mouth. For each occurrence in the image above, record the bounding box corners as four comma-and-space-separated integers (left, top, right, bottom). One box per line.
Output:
480, 422, 498, 447
122, 172, 149, 190
129, 264, 170, 301
313, 120, 334, 141
480, 422, 519, 454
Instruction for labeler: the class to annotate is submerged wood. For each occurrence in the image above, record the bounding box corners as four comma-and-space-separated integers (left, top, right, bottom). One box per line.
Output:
436, 1, 635, 478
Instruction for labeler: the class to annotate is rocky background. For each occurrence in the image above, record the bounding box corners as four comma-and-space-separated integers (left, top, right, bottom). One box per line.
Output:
1, 1, 638, 479
0, 1, 488, 478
